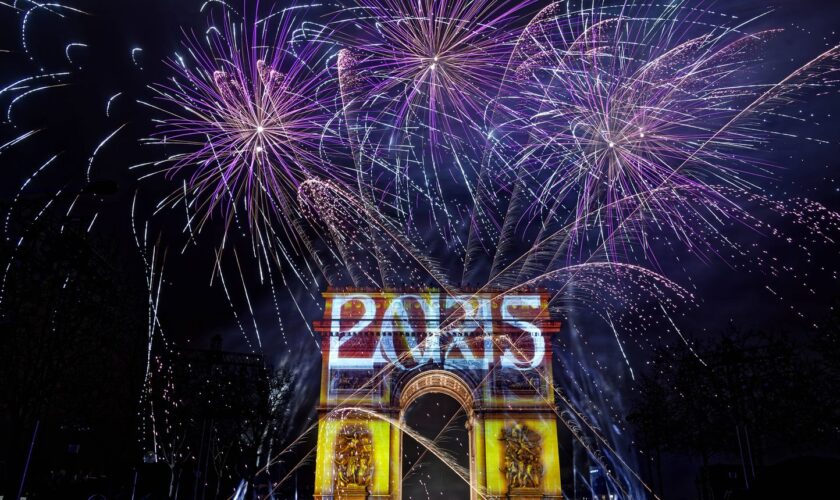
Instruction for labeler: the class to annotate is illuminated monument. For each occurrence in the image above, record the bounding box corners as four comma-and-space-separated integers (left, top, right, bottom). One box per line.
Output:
313, 290, 563, 499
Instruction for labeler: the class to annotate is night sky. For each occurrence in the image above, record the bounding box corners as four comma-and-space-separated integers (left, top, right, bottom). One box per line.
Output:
1, 1, 839, 499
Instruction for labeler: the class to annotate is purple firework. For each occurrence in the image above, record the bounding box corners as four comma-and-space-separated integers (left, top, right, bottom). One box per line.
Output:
337, 0, 531, 128
328, 0, 537, 245
150, 5, 344, 236
334, 0, 533, 176
497, 2, 840, 257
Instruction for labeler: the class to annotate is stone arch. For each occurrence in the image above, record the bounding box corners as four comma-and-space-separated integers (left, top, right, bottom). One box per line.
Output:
313, 291, 564, 499
398, 369, 475, 418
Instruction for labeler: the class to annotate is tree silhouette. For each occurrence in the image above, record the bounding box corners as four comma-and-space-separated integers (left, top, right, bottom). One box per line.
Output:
628, 324, 836, 499
0, 204, 146, 498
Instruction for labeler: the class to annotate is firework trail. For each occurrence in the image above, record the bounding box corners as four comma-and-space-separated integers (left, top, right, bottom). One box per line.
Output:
3, 0, 840, 498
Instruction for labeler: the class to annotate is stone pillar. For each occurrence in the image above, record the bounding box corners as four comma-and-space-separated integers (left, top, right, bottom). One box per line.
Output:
471, 412, 487, 499
389, 417, 402, 499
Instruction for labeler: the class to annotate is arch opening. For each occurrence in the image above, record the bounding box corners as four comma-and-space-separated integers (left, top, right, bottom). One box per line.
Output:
401, 392, 470, 500
397, 370, 476, 500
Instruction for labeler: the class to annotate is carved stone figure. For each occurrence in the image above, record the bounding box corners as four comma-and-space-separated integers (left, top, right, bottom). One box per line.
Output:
501, 424, 543, 489
334, 424, 374, 489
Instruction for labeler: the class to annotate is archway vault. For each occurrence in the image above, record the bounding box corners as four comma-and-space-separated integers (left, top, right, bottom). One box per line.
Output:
399, 370, 474, 418
312, 290, 564, 500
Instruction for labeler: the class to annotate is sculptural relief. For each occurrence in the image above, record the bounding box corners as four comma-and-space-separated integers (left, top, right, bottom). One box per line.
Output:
501, 424, 543, 490
334, 424, 374, 489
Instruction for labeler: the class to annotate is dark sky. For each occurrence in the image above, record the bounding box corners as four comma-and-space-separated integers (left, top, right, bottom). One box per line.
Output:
1, 0, 838, 343
1, 1, 839, 498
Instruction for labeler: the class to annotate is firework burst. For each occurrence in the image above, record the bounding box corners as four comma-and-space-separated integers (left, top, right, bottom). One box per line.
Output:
480, 2, 840, 262
336, 0, 529, 132
330, 0, 534, 241
147, 6, 345, 240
